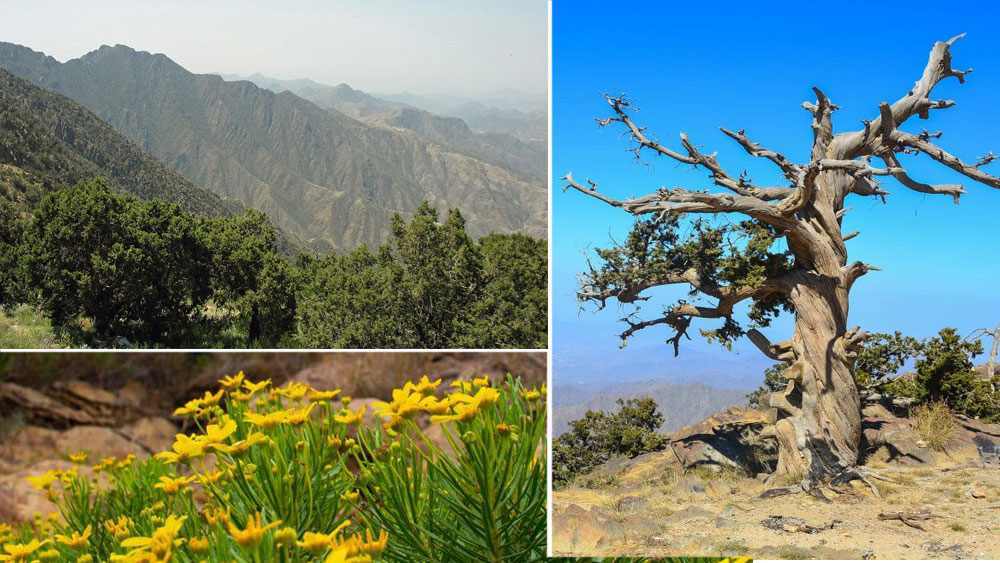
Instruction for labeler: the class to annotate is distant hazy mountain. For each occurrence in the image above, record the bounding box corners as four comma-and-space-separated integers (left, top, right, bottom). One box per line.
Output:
553, 379, 751, 436
0, 43, 546, 251
227, 74, 545, 181
0, 67, 230, 216
377, 91, 546, 146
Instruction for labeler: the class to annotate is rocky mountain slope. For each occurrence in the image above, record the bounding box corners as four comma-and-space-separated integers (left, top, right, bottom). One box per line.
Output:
0, 68, 230, 216
0, 43, 546, 251
229, 74, 546, 182
554, 380, 750, 436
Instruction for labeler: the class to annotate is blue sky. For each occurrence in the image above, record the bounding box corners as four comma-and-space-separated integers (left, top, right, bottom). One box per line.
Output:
553, 0, 1000, 391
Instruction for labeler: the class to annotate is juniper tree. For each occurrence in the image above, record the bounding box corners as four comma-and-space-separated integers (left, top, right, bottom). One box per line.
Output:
565, 35, 1000, 487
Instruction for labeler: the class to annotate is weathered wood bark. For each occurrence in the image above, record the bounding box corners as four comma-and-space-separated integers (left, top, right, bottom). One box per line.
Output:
566, 35, 1000, 487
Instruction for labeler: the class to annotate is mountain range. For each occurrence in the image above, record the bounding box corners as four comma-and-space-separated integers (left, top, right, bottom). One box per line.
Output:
553, 379, 751, 436
227, 73, 546, 181
0, 67, 229, 216
0, 43, 546, 251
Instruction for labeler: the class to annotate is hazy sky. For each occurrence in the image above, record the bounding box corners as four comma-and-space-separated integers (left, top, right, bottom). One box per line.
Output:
0, 0, 546, 98
554, 0, 1000, 391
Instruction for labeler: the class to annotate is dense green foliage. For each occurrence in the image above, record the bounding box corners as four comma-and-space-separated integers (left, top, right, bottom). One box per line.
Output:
582, 214, 793, 352
0, 199, 23, 308
747, 328, 999, 422
23, 179, 213, 346
552, 397, 667, 488
2, 180, 546, 349
295, 203, 547, 349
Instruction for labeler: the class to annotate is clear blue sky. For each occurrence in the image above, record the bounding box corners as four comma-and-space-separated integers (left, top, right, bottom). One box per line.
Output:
553, 0, 1000, 391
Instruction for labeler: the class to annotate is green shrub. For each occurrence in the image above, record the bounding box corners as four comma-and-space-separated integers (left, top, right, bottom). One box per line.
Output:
552, 397, 667, 488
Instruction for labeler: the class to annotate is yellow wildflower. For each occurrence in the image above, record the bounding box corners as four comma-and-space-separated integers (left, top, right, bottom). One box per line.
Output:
188, 537, 210, 553
155, 433, 206, 464
404, 375, 442, 395
449, 379, 473, 393
473, 375, 490, 387
197, 469, 225, 485
297, 531, 335, 553
522, 388, 541, 401
153, 474, 195, 495
68, 451, 88, 464
284, 402, 317, 425
334, 404, 366, 425
203, 506, 229, 527
26, 470, 60, 491
245, 409, 287, 428
371, 386, 429, 425
201, 415, 237, 444
173, 397, 204, 417
218, 371, 245, 390
104, 515, 132, 540
55, 524, 92, 548
226, 512, 281, 547
242, 378, 272, 397
0, 539, 49, 562
430, 402, 479, 424
118, 514, 185, 562
77, 555, 93, 563
274, 526, 297, 547
332, 528, 388, 559
220, 432, 269, 455
308, 388, 341, 402
116, 454, 136, 469
275, 381, 310, 400
341, 490, 360, 503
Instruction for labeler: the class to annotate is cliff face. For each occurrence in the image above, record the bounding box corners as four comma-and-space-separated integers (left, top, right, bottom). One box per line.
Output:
0, 43, 546, 250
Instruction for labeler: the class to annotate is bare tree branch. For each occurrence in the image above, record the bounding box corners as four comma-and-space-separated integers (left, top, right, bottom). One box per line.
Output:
747, 328, 795, 362
720, 127, 801, 182
802, 86, 837, 159
562, 172, 801, 230
844, 33, 972, 156
895, 132, 1000, 190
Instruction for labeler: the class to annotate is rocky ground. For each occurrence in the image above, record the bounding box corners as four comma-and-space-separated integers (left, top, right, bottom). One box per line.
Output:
552, 403, 1000, 560
0, 351, 545, 524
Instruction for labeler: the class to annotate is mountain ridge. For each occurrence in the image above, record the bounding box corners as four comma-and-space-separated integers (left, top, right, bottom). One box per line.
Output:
0, 66, 232, 217
0, 42, 546, 251
553, 379, 750, 436
227, 73, 546, 182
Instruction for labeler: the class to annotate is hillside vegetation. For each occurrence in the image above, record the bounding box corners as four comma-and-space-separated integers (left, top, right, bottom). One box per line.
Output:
0, 68, 230, 216
1, 179, 546, 349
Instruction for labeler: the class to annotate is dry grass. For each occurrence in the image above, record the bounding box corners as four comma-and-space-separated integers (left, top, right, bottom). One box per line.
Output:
687, 464, 746, 483
912, 401, 956, 451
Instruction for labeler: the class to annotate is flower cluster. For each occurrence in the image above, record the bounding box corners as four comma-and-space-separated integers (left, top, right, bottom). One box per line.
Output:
2, 372, 547, 562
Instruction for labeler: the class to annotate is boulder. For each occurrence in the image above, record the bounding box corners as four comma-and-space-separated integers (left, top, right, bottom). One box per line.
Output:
0, 383, 102, 427
0, 460, 73, 523
54, 426, 147, 460
551, 503, 627, 554
670, 407, 775, 473
119, 417, 177, 454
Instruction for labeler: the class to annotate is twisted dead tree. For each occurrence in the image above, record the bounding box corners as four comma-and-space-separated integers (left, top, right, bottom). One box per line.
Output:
565, 34, 1000, 489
